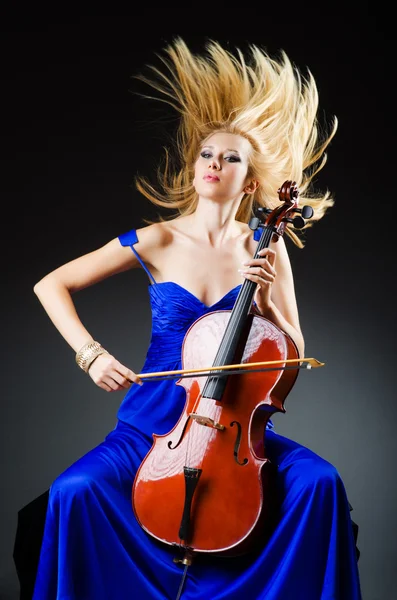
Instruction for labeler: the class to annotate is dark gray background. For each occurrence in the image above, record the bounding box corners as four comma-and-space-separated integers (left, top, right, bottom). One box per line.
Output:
1, 14, 395, 600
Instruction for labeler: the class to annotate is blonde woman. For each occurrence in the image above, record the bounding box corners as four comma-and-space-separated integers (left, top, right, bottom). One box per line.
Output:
32, 38, 362, 599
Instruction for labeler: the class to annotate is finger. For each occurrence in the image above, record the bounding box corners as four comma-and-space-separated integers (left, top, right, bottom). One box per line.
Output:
113, 371, 132, 389
242, 255, 276, 275
92, 376, 118, 392
113, 361, 143, 386
88, 368, 113, 391
257, 248, 276, 268
102, 375, 122, 391
254, 248, 277, 267
240, 272, 272, 285
98, 381, 113, 392
124, 369, 144, 386
239, 267, 275, 282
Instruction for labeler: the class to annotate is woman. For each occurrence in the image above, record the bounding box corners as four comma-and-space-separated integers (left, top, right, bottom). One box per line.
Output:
32, 38, 362, 599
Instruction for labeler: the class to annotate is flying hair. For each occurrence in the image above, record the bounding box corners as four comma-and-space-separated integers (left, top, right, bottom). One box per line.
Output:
131, 37, 338, 247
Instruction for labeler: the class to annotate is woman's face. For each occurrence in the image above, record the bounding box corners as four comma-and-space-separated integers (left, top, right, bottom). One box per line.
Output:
193, 132, 255, 201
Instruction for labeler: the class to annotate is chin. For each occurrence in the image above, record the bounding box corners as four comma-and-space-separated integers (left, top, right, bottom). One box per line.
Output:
195, 185, 228, 200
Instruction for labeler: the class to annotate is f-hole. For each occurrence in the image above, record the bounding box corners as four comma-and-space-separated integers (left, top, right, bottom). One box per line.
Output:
231, 421, 248, 466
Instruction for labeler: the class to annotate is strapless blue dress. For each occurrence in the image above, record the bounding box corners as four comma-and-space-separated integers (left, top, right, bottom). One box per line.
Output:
32, 229, 362, 600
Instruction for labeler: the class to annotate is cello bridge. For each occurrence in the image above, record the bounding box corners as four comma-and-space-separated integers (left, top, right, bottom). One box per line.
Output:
189, 413, 225, 430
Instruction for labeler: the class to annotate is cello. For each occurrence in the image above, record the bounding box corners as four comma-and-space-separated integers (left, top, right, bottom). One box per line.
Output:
132, 180, 317, 594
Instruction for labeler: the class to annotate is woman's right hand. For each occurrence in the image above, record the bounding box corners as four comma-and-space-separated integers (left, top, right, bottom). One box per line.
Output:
87, 353, 143, 391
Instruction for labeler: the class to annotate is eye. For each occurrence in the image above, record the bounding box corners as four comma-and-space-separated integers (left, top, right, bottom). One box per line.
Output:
225, 156, 241, 162
200, 151, 212, 159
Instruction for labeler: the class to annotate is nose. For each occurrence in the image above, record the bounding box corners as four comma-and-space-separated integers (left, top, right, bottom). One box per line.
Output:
208, 158, 220, 170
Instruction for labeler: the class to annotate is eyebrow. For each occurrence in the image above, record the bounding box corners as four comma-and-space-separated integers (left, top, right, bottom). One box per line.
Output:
202, 145, 240, 153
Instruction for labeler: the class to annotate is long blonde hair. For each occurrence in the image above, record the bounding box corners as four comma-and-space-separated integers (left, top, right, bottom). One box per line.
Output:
132, 37, 337, 247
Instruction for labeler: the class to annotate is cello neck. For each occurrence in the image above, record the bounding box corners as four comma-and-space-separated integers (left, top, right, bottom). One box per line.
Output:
202, 225, 274, 400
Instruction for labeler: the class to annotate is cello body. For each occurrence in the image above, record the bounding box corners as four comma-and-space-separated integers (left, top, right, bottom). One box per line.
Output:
132, 309, 299, 556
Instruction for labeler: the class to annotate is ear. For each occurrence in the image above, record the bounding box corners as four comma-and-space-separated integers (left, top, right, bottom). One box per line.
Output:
244, 179, 259, 194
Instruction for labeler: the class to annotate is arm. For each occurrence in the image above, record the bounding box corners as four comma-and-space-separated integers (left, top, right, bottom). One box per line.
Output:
33, 224, 165, 390
33, 237, 139, 353
245, 235, 305, 358
265, 236, 304, 358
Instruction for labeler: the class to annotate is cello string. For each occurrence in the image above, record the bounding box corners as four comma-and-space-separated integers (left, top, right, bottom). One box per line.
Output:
184, 227, 274, 482
183, 225, 275, 533
186, 227, 273, 469
213, 225, 273, 364
212, 226, 273, 376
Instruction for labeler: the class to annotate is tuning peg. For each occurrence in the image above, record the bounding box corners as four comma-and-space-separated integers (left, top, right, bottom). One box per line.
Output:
295, 205, 314, 219
256, 207, 272, 215
284, 216, 306, 229
293, 215, 306, 229
250, 207, 273, 229
248, 217, 261, 230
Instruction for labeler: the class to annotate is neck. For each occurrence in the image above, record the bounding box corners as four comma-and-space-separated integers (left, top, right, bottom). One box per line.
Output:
189, 196, 244, 246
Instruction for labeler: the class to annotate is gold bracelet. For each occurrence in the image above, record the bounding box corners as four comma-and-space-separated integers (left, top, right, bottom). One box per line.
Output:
75, 340, 109, 373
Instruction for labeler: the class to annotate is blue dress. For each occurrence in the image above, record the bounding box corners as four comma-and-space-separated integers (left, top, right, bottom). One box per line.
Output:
33, 229, 362, 600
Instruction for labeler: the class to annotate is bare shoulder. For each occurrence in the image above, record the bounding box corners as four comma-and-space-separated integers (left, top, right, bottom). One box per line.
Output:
134, 221, 173, 251
34, 222, 174, 294
132, 219, 193, 279
138, 216, 197, 244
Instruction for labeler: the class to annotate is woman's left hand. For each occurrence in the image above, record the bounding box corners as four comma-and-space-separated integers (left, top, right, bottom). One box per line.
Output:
239, 248, 276, 315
